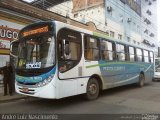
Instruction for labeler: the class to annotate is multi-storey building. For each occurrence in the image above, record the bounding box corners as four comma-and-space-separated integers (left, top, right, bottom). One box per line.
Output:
141, 0, 157, 50
48, 0, 158, 55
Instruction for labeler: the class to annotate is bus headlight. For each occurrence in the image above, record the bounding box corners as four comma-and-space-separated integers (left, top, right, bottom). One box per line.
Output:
36, 74, 54, 87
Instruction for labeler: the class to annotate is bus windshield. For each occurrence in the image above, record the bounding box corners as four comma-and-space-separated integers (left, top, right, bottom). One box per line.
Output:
17, 35, 55, 69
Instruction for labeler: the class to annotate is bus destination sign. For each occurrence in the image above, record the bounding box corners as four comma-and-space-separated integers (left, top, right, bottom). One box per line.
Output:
22, 26, 48, 37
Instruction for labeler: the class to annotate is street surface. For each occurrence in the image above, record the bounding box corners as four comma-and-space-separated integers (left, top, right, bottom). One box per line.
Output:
0, 82, 160, 114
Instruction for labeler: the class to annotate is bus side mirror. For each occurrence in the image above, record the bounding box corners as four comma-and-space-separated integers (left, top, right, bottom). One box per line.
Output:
10, 40, 19, 58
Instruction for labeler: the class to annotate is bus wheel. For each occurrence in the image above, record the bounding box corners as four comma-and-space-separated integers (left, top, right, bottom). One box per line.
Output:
138, 73, 145, 87
85, 78, 99, 100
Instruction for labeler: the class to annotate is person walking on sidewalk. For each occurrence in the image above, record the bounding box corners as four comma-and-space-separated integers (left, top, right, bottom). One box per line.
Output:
0, 62, 13, 96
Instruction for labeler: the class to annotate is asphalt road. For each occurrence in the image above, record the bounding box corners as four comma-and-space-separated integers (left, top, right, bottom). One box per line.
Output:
0, 82, 160, 119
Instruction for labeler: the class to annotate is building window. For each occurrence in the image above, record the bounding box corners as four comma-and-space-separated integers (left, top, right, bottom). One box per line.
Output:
118, 34, 122, 40
137, 25, 140, 32
133, 40, 136, 44
74, 13, 78, 18
110, 31, 115, 38
107, 6, 113, 16
119, 15, 123, 23
136, 48, 143, 62
106, 31, 109, 36
133, 22, 136, 30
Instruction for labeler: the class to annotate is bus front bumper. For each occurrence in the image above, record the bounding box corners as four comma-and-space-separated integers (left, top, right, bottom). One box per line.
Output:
15, 82, 57, 99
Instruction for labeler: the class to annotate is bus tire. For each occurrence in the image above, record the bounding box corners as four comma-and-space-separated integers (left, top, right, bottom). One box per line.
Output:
138, 73, 145, 87
85, 78, 99, 100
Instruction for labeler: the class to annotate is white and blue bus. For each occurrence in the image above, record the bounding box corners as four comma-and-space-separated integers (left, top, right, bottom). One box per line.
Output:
15, 21, 154, 100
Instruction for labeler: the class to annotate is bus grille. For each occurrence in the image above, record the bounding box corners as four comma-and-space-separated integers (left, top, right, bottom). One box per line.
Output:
19, 87, 35, 95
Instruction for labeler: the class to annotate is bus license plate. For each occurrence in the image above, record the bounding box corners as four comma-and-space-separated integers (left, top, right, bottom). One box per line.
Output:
21, 88, 29, 92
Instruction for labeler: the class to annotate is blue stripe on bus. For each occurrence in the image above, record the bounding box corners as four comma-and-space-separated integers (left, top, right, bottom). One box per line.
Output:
98, 60, 153, 83
16, 67, 56, 84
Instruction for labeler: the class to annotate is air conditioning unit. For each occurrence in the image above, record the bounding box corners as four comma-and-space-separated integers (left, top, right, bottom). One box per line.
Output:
144, 18, 147, 22
107, 6, 112, 12
144, 29, 148, 34
127, 18, 132, 22
150, 33, 154, 37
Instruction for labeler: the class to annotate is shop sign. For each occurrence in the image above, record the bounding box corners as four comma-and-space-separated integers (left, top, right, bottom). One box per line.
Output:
0, 26, 20, 41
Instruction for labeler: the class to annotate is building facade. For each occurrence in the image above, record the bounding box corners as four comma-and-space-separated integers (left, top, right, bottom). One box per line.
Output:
0, 9, 42, 68
1, 13, 27, 68
48, 0, 158, 55
141, 0, 157, 50
0, 0, 158, 68
0, 0, 98, 70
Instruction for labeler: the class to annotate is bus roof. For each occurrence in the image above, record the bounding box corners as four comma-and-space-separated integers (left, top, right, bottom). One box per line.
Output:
54, 20, 154, 52
21, 20, 154, 52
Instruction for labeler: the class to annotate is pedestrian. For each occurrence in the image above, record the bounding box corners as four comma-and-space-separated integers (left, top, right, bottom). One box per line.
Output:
0, 62, 13, 96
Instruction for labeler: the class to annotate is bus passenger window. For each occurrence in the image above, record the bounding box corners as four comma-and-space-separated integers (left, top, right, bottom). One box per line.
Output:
129, 46, 135, 62
144, 50, 149, 63
59, 40, 80, 72
136, 48, 143, 62
84, 36, 99, 60
150, 52, 154, 63
100, 40, 113, 61
116, 44, 125, 61
58, 28, 81, 73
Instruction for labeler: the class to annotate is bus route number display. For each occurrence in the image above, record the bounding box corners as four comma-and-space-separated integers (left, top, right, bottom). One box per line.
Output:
22, 26, 48, 37
26, 62, 41, 69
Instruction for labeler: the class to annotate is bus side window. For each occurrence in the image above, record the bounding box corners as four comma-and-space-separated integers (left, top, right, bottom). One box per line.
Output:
116, 43, 125, 61
58, 28, 81, 73
144, 50, 149, 63
84, 36, 100, 60
149, 51, 154, 63
129, 46, 135, 62
136, 48, 143, 62
100, 40, 113, 61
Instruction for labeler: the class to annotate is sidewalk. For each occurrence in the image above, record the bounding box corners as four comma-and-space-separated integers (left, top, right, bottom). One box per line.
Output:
0, 84, 28, 103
